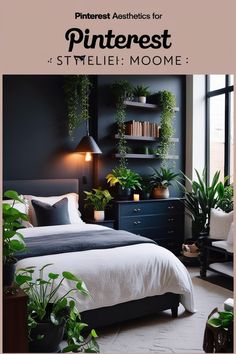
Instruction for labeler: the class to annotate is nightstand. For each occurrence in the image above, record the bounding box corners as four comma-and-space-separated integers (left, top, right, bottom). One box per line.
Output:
85, 219, 115, 228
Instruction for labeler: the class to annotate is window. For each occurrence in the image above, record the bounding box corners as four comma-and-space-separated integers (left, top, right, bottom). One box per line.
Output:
206, 75, 234, 184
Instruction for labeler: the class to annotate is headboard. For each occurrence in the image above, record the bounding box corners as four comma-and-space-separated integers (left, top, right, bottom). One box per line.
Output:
3, 179, 79, 197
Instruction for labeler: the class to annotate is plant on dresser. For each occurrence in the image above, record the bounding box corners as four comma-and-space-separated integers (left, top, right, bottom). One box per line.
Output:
84, 187, 113, 221
150, 167, 179, 199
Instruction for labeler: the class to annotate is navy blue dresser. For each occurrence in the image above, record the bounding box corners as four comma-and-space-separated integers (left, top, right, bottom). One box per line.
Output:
115, 198, 184, 254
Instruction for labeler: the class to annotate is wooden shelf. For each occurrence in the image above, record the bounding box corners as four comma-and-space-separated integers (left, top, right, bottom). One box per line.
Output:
115, 153, 179, 160
114, 134, 179, 142
123, 100, 179, 111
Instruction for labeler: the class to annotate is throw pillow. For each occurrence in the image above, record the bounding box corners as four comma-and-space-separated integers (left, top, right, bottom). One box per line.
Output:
31, 198, 70, 226
209, 208, 234, 240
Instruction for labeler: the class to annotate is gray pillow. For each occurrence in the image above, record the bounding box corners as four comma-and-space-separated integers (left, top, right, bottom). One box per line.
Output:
31, 198, 70, 226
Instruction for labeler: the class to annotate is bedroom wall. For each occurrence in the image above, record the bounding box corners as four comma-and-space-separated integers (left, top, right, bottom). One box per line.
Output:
96, 75, 186, 197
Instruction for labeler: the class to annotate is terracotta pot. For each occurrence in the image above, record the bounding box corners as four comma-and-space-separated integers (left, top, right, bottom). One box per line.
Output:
94, 210, 105, 222
152, 187, 169, 199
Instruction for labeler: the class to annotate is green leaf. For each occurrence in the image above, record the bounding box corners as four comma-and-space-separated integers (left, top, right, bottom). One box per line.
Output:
4, 190, 24, 203
208, 318, 222, 327
62, 271, 79, 282
48, 272, 59, 280
91, 329, 98, 338
15, 274, 32, 285
10, 239, 25, 251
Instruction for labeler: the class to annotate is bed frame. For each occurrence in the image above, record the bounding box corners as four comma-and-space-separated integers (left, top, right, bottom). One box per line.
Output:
3, 179, 180, 328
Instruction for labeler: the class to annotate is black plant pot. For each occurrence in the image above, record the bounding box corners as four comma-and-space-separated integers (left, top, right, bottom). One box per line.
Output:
140, 191, 150, 200
118, 186, 132, 200
29, 320, 66, 353
3, 261, 16, 287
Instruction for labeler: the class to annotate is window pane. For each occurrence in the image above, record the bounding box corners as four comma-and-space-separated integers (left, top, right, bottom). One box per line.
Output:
209, 75, 226, 91
230, 91, 234, 181
229, 75, 234, 86
209, 94, 225, 182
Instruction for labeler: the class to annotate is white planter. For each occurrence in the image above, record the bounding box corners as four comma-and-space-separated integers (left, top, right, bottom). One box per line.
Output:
94, 210, 105, 222
138, 96, 146, 104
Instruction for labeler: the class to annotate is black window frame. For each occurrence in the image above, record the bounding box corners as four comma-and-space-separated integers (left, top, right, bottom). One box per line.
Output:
206, 75, 234, 184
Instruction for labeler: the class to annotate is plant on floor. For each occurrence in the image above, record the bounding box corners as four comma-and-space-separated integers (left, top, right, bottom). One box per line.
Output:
64, 75, 92, 138
157, 90, 176, 161
3, 190, 27, 286
218, 184, 234, 212
150, 167, 179, 199
15, 264, 99, 353
112, 80, 134, 168
178, 169, 226, 238
84, 188, 113, 211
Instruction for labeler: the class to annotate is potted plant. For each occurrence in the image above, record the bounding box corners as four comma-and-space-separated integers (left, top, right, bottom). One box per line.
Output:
106, 167, 141, 200
84, 187, 113, 221
150, 167, 179, 199
15, 264, 99, 353
3, 190, 27, 286
140, 176, 153, 199
133, 85, 150, 104
178, 169, 226, 239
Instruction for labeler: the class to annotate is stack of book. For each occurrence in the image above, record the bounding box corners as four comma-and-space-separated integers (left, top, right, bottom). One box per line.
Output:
125, 120, 160, 138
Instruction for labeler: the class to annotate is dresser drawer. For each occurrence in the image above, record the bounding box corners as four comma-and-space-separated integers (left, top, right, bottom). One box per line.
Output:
125, 226, 183, 240
119, 214, 182, 230
118, 200, 183, 217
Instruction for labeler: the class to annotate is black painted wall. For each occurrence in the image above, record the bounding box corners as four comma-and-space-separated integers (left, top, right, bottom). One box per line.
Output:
3, 75, 186, 204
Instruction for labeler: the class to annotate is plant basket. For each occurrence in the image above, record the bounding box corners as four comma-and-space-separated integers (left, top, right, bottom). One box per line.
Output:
203, 308, 233, 353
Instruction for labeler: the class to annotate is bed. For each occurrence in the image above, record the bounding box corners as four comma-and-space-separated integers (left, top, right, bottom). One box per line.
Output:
3, 179, 195, 328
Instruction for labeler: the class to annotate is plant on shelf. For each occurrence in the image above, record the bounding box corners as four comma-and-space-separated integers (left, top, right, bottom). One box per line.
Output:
112, 80, 134, 168
15, 264, 99, 353
84, 187, 113, 221
3, 190, 27, 287
178, 169, 226, 239
64, 75, 92, 139
133, 85, 150, 104
150, 167, 179, 199
156, 90, 176, 161
106, 166, 141, 200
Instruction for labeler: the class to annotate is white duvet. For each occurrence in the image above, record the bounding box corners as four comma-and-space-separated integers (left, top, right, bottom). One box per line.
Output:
17, 224, 195, 313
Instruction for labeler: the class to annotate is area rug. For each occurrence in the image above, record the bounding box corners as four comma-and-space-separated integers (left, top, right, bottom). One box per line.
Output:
97, 268, 233, 353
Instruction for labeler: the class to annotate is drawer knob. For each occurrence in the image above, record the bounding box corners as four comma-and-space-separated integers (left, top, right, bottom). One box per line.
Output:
168, 205, 174, 209
168, 230, 174, 234
133, 208, 141, 212
134, 221, 141, 225
168, 218, 175, 222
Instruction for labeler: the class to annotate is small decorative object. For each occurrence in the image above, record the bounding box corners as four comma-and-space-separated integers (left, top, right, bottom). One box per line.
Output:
3, 190, 27, 288
133, 194, 140, 201
84, 187, 113, 222
133, 85, 150, 104
203, 308, 233, 353
178, 169, 226, 238
15, 265, 99, 353
150, 167, 179, 199
106, 167, 141, 200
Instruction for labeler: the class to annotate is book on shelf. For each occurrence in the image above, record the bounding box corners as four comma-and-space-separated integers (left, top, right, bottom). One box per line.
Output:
124, 120, 160, 138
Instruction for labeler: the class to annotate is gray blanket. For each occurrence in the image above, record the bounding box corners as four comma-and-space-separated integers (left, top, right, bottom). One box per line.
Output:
17, 229, 156, 260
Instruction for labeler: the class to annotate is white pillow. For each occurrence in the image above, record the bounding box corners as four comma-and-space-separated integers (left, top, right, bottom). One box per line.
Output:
24, 193, 84, 226
3, 199, 33, 228
227, 222, 234, 245
209, 208, 234, 240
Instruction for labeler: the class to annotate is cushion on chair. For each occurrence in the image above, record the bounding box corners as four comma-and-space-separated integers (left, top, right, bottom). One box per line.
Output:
209, 208, 233, 240
212, 240, 233, 254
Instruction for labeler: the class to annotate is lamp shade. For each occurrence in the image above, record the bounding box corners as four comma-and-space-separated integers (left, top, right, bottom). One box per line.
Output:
75, 135, 102, 154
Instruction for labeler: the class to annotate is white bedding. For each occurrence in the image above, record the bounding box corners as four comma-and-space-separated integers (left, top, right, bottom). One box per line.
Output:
17, 224, 195, 313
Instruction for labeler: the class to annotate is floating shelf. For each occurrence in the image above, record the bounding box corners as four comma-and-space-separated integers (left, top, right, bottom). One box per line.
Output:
123, 100, 179, 111
115, 153, 179, 160
114, 134, 179, 142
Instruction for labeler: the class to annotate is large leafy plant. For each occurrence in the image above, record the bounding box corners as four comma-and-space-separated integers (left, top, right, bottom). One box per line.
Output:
150, 167, 179, 188
218, 184, 233, 212
3, 190, 27, 264
15, 264, 99, 353
106, 167, 141, 190
179, 170, 226, 238
84, 188, 113, 211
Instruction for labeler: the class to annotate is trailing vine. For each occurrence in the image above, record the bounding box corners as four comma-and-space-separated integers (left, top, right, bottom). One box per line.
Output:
158, 90, 176, 161
112, 80, 133, 168
64, 75, 92, 139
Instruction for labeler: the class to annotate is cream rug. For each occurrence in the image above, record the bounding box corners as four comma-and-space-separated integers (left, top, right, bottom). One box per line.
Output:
97, 268, 233, 353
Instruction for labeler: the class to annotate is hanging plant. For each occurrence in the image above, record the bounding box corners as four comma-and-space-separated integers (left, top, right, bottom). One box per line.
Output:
158, 90, 176, 160
111, 80, 133, 168
64, 75, 92, 139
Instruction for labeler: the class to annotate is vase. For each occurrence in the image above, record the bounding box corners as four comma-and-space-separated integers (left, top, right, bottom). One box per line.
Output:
152, 187, 169, 199
138, 96, 146, 104
117, 186, 132, 200
94, 210, 105, 222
